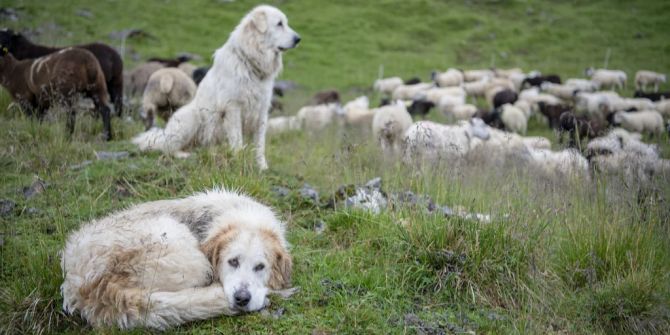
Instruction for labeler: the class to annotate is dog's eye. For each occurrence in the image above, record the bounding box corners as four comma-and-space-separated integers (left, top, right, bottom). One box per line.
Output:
228, 258, 239, 268
277, 21, 283, 27
254, 263, 265, 271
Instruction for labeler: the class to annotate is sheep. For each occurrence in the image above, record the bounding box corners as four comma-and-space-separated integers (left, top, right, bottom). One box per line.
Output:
146, 55, 191, 67
343, 96, 375, 127
267, 116, 301, 135
634, 90, 670, 102
140, 68, 197, 130
521, 74, 561, 89
441, 103, 478, 121
372, 101, 413, 155
402, 118, 491, 164
462, 78, 491, 98
540, 82, 578, 101
490, 88, 518, 110
528, 148, 589, 178
0, 29, 124, 116
500, 104, 527, 134
126, 61, 165, 97
537, 102, 571, 129
585, 68, 627, 90
392, 82, 433, 100
311, 89, 341, 105
192, 67, 209, 85
586, 128, 657, 160
374, 77, 404, 96
177, 62, 197, 77
296, 103, 342, 132
590, 152, 669, 187
423, 86, 466, 105
493, 67, 523, 79
463, 69, 494, 82
655, 100, 670, 118
611, 98, 655, 112
408, 100, 435, 118
558, 111, 607, 147
635, 70, 666, 92
574, 91, 620, 116
611, 110, 664, 136
565, 78, 599, 92
514, 100, 532, 119
404, 77, 422, 85
432, 68, 464, 87
0, 48, 113, 140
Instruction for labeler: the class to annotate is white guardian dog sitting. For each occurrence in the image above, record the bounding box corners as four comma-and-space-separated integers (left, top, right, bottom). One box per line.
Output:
133, 5, 300, 170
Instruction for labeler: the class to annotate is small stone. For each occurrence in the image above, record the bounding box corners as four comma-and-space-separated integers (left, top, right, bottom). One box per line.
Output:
23, 177, 47, 199
25, 207, 40, 215
272, 186, 290, 198
70, 160, 93, 170
75, 8, 94, 19
364, 177, 382, 190
300, 184, 319, 203
95, 151, 129, 160
0, 199, 16, 216
314, 220, 326, 234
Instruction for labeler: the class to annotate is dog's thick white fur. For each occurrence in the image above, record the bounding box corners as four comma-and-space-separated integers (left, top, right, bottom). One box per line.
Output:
132, 5, 300, 170
60, 189, 293, 330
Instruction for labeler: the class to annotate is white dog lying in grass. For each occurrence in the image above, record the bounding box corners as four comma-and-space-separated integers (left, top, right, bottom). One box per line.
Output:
60, 189, 294, 329
132, 5, 301, 170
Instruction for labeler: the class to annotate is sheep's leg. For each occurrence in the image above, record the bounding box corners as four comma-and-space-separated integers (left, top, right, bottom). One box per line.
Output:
109, 74, 124, 117
65, 99, 77, 138
91, 93, 113, 141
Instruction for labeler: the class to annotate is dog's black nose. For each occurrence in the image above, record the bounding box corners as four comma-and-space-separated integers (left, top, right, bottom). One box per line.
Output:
293, 35, 301, 45
234, 290, 251, 307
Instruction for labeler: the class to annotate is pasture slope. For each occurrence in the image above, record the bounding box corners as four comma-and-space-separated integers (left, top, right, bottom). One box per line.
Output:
1, 0, 669, 334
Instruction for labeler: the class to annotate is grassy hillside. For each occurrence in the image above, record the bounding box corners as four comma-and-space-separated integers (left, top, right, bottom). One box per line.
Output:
1, 0, 669, 334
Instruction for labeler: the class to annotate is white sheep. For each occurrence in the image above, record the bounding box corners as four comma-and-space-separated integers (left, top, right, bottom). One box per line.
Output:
635, 70, 666, 92
267, 116, 301, 135
178, 62, 197, 78
402, 118, 491, 164
372, 101, 413, 155
656, 100, 670, 118
528, 149, 589, 177
433, 68, 464, 87
392, 82, 433, 101
343, 96, 375, 127
374, 77, 404, 96
462, 78, 491, 98
574, 91, 620, 116
463, 69, 494, 82
296, 103, 342, 132
586, 68, 627, 90
444, 104, 478, 121
540, 82, 578, 101
586, 128, 658, 159
423, 86, 466, 104
565, 78, 599, 92
140, 68, 196, 130
500, 103, 527, 134
612, 110, 664, 136
493, 68, 523, 79
611, 98, 655, 111
514, 100, 532, 119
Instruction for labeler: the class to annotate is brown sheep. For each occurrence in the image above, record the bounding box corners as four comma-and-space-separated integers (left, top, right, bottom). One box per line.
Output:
141, 68, 196, 130
311, 89, 340, 105
0, 29, 124, 117
558, 111, 607, 147
0, 48, 113, 140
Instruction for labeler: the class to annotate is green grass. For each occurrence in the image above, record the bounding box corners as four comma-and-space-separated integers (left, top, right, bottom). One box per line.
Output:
1, 0, 670, 334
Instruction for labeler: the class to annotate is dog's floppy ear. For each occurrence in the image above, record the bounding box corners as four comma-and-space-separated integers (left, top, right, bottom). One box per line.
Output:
249, 9, 268, 33
269, 245, 292, 289
200, 225, 239, 281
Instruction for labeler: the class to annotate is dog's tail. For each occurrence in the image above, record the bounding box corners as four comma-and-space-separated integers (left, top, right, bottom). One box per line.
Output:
132, 127, 169, 152
64, 281, 235, 330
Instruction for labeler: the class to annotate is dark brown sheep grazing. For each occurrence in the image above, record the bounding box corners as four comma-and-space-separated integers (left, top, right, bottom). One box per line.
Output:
407, 99, 434, 118
0, 48, 113, 140
521, 74, 561, 89
0, 29, 123, 116
492, 89, 518, 109
311, 89, 340, 105
558, 111, 607, 147
147, 55, 191, 67
404, 77, 421, 85
538, 101, 570, 129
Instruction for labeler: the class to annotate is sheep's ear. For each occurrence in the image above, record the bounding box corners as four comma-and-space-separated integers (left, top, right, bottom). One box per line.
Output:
250, 10, 268, 33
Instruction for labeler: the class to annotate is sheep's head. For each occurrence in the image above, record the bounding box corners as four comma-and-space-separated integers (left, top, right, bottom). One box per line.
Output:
0, 29, 19, 51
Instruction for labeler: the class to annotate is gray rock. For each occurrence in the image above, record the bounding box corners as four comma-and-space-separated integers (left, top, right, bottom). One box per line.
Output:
300, 184, 319, 203
314, 220, 326, 234
23, 177, 47, 199
95, 151, 129, 160
0, 7, 20, 21
345, 188, 387, 214
26, 207, 40, 215
75, 8, 94, 18
364, 177, 382, 190
261, 307, 285, 319
272, 186, 290, 198
0, 199, 16, 216
70, 160, 93, 170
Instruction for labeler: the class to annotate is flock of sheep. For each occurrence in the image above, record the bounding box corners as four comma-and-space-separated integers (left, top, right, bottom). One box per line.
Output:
266, 67, 669, 184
